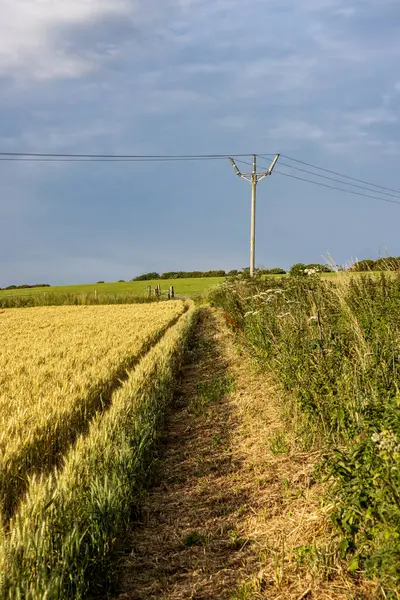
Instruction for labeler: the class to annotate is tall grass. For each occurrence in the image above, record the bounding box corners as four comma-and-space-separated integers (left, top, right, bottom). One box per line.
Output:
0, 302, 196, 599
210, 274, 400, 589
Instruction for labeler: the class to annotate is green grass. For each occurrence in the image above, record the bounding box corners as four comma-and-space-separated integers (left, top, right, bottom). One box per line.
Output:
0, 277, 225, 299
210, 274, 400, 591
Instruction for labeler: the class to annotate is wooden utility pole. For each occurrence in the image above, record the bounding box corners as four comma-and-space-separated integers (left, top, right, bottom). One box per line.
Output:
229, 154, 280, 277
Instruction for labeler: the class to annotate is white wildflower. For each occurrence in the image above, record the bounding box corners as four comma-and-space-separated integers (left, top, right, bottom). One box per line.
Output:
305, 268, 319, 276
371, 429, 400, 455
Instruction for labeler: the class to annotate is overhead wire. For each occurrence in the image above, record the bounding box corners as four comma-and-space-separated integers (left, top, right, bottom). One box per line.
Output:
231, 156, 400, 206
0, 154, 258, 166
273, 169, 400, 206
2, 149, 400, 206
264, 160, 400, 200
235, 157, 400, 205
259, 153, 400, 196
0, 156, 234, 163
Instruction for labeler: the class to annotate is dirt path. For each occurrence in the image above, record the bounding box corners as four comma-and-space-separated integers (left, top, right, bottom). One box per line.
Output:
114, 308, 376, 600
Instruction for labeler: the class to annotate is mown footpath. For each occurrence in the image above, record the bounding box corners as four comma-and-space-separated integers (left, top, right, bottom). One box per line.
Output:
114, 307, 377, 599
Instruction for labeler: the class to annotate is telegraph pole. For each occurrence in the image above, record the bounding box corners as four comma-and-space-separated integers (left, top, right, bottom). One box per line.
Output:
229, 153, 279, 277
250, 154, 257, 279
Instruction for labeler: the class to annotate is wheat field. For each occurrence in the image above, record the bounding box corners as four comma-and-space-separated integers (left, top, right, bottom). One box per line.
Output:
0, 302, 186, 518
0, 300, 196, 599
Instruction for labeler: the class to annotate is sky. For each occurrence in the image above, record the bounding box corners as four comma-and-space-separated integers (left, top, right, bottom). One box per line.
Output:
1, 0, 400, 286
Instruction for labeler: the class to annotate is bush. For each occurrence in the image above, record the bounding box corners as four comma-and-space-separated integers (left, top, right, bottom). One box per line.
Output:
133, 272, 160, 281
289, 263, 307, 277
266, 268, 286, 275
373, 257, 400, 271
306, 263, 332, 273
352, 259, 375, 272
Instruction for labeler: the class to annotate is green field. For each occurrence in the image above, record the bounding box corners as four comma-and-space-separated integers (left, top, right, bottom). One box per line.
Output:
0, 277, 225, 299
0, 272, 393, 304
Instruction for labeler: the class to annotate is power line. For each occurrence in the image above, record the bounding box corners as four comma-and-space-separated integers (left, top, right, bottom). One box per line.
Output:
273, 169, 400, 206
0, 151, 254, 160
260, 153, 400, 196
0, 156, 235, 163
233, 158, 254, 169
270, 160, 400, 200
233, 157, 400, 202
3, 148, 400, 207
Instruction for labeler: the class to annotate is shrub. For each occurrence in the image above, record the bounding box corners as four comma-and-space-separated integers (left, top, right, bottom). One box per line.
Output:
133, 272, 160, 281
306, 263, 332, 273
267, 268, 287, 275
373, 257, 400, 271
352, 259, 375, 272
289, 263, 307, 277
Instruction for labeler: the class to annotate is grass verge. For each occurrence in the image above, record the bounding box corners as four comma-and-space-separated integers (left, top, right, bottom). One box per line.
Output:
210, 274, 400, 595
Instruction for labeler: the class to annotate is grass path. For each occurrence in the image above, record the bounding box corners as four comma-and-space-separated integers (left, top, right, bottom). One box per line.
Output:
114, 308, 376, 600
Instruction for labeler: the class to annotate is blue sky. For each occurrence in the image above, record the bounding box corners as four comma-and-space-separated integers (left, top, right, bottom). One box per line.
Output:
1, 0, 400, 285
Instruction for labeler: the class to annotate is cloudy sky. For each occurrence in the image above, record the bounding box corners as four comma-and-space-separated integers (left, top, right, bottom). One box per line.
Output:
1, 0, 400, 285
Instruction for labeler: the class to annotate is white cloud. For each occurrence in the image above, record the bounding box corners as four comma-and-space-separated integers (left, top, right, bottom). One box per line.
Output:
0, 0, 142, 80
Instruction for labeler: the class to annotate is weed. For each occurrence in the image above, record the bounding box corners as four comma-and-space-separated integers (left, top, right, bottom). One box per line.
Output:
183, 532, 205, 547
227, 529, 248, 550
212, 435, 223, 445
190, 374, 235, 414
210, 273, 400, 587
268, 431, 289, 455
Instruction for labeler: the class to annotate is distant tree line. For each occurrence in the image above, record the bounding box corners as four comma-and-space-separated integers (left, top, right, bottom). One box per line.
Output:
133, 270, 228, 281
132, 268, 291, 281
4, 258, 399, 290
0, 284, 51, 291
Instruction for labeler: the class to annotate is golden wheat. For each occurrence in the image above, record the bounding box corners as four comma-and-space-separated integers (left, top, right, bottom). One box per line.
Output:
0, 301, 185, 516
0, 301, 196, 599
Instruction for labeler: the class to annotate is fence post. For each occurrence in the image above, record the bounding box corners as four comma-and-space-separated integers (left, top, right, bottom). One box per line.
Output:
170, 285, 175, 299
